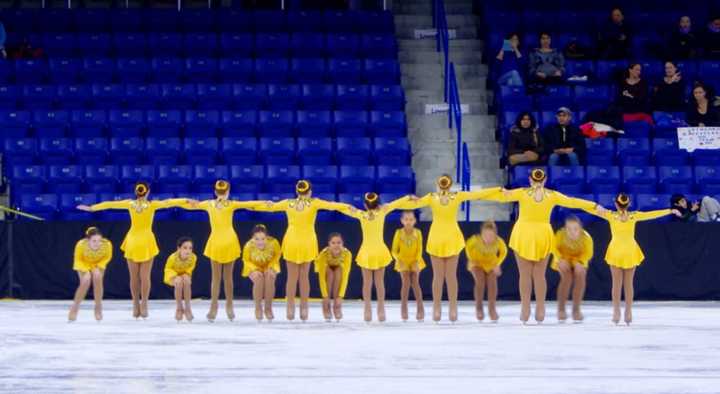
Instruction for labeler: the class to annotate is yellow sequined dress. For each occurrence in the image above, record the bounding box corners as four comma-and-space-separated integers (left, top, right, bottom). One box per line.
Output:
464, 235, 508, 273
73, 238, 113, 272
314, 247, 353, 298
550, 229, 594, 270
241, 236, 282, 277
163, 251, 197, 286
391, 228, 426, 272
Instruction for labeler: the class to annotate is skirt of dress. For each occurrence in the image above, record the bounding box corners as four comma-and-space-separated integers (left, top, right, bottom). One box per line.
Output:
204, 231, 241, 264
605, 240, 645, 269
509, 222, 554, 262
121, 230, 160, 262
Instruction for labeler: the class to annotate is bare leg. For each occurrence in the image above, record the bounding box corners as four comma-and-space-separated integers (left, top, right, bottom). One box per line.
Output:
263, 270, 276, 320
361, 268, 373, 322
623, 268, 636, 325
556, 260, 573, 321
126, 261, 141, 318
515, 255, 533, 322
374, 268, 386, 322
572, 264, 587, 321
182, 275, 193, 321
91, 268, 104, 321
610, 265, 624, 324
173, 277, 184, 321
222, 262, 235, 321
532, 257, 549, 322
445, 255, 460, 322
410, 271, 424, 321
430, 256, 445, 322
249, 271, 264, 321
400, 271, 410, 321
207, 261, 222, 321
69, 272, 92, 321
487, 271, 499, 321
330, 267, 343, 320
471, 267, 485, 321
299, 263, 311, 321
323, 268, 336, 321
138, 259, 153, 318
285, 262, 299, 320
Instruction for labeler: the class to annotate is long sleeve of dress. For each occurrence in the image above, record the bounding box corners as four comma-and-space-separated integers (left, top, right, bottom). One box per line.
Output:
458, 187, 505, 202
152, 198, 189, 209
496, 238, 508, 266
177, 200, 210, 210
314, 199, 351, 211
230, 200, 265, 210
250, 199, 290, 212
90, 200, 130, 211
480, 187, 523, 203
391, 231, 402, 261
634, 209, 672, 221
580, 235, 594, 264
383, 196, 412, 212
339, 252, 352, 298
552, 192, 597, 211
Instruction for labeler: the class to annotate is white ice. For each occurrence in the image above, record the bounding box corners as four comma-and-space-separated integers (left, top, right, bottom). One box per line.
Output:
1, 300, 719, 394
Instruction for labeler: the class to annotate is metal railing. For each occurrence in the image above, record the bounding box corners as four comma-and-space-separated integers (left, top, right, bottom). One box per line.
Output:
461, 142, 471, 221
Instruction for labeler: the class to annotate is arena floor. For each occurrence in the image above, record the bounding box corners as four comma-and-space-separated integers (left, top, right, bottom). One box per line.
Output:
1, 300, 719, 394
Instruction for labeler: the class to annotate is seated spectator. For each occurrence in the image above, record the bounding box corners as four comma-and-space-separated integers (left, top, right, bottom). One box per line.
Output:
686, 83, 720, 127
495, 33, 524, 87
666, 16, 697, 59
616, 63, 651, 122
598, 8, 631, 59
529, 32, 565, 84
700, 16, 720, 59
652, 61, 686, 112
0, 22, 6, 59
544, 107, 585, 166
671, 194, 720, 222
508, 112, 544, 166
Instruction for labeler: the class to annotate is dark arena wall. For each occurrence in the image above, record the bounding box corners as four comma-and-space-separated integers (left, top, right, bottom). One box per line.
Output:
1, 220, 719, 300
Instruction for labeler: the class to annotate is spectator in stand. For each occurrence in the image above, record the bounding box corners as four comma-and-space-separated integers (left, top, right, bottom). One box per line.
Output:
700, 16, 720, 59
686, 83, 720, 127
598, 8, 631, 59
666, 16, 697, 59
529, 32, 565, 85
652, 61, 686, 112
545, 107, 585, 166
508, 112, 544, 166
670, 194, 720, 222
616, 63, 651, 124
0, 22, 6, 59
495, 33, 524, 87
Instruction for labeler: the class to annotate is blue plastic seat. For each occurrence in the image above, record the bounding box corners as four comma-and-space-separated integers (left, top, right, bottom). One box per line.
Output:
370, 110, 406, 137
296, 110, 332, 137
56, 85, 91, 110
549, 166, 585, 194
370, 84, 404, 111
74, 137, 108, 164
218, 59, 254, 83
110, 10, 143, 33
11, 165, 46, 194
298, 138, 333, 165
267, 84, 301, 110
156, 165, 193, 194
59, 193, 98, 220
0, 110, 31, 138
334, 110, 368, 137
68, 110, 106, 139
0, 86, 19, 109
196, 84, 233, 110
160, 84, 197, 109
536, 86, 573, 111
185, 110, 221, 138
695, 166, 720, 195
259, 110, 295, 137
217, 9, 252, 33
152, 58, 185, 83
377, 165, 414, 193
85, 164, 119, 193
585, 138, 615, 165
74, 9, 109, 32
184, 137, 219, 165
623, 121, 651, 138
328, 59, 362, 83
186, 58, 218, 83
658, 166, 694, 194
221, 137, 257, 165
623, 166, 658, 194
184, 34, 218, 57
119, 165, 155, 192
91, 84, 125, 110
113, 33, 148, 57
259, 137, 296, 165
364, 59, 400, 84
675, 61, 697, 83
290, 33, 326, 57
635, 193, 672, 215
361, 34, 397, 59
336, 84, 369, 110
233, 84, 268, 110
498, 86, 532, 110
652, 138, 688, 165
18, 194, 58, 220
43, 33, 77, 58
339, 165, 375, 192
48, 165, 82, 193
219, 33, 254, 57
252, 10, 287, 33
117, 58, 150, 83
146, 110, 182, 138
34, 110, 69, 138
301, 84, 335, 110
336, 137, 372, 165
287, 11, 324, 33
22, 85, 57, 110
108, 110, 145, 137
511, 166, 547, 188
265, 165, 301, 193
374, 137, 410, 165
110, 137, 144, 164
692, 150, 720, 166
95, 193, 134, 221
48, 59, 81, 84
3, 138, 37, 165
255, 33, 290, 58
82, 58, 116, 83
595, 60, 627, 82
145, 137, 181, 165
124, 84, 161, 110
617, 138, 651, 166
193, 164, 230, 192
254, 58, 290, 84
39, 137, 73, 164
221, 110, 257, 137
302, 165, 338, 193
290, 58, 327, 83
324, 10, 359, 33
327, 34, 360, 58
77, 33, 113, 56
574, 85, 611, 111
147, 33, 183, 56
230, 165, 264, 193
699, 61, 720, 80
181, 9, 217, 33
14, 59, 48, 84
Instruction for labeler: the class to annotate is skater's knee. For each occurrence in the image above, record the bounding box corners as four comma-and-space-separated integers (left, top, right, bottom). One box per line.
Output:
573, 265, 587, 279
80, 273, 92, 286
266, 270, 277, 280
182, 275, 192, 285
173, 276, 183, 287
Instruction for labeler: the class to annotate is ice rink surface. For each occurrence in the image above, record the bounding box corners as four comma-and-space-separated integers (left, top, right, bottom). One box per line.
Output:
1, 300, 719, 394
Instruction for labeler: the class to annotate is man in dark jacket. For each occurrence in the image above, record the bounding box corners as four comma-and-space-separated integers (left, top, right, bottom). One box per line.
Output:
545, 107, 585, 166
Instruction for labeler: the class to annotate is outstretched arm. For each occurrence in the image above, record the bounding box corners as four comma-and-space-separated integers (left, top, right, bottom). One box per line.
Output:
634, 209, 674, 221
336, 204, 361, 220
177, 200, 209, 211
230, 200, 266, 210
480, 187, 523, 203
382, 195, 413, 213
250, 199, 290, 212
394, 193, 432, 210
314, 198, 353, 212
80, 200, 130, 212
553, 192, 598, 211
458, 186, 506, 202
153, 198, 197, 210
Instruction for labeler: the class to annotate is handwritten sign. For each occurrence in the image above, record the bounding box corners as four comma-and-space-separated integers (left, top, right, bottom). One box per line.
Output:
677, 127, 720, 152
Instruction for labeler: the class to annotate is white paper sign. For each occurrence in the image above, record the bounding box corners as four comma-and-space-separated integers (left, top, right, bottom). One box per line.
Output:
677, 127, 720, 152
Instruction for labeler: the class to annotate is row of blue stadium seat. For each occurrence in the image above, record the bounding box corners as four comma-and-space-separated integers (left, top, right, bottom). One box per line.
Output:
8, 164, 415, 195
0, 58, 401, 85
0, 84, 404, 112
583, 138, 707, 166
0, 109, 406, 138
510, 165, 720, 195
13, 191, 411, 222
0, 9, 395, 34
15, 33, 397, 58
1, 137, 410, 166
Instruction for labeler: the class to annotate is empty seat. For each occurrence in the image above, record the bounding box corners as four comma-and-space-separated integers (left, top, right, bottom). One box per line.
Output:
574, 85, 611, 110
339, 165, 375, 192
11, 165, 46, 194
221, 110, 257, 137
653, 138, 688, 165
695, 166, 720, 194
145, 137, 181, 165
184, 137, 219, 165
70, 110, 106, 138
148, 33, 183, 56
290, 58, 327, 83
370, 84, 404, 111
39, 137, 73, 164
185, 58, 218, 83
265, 165, 301, 192
297, 110, 332, 137
617, 138, 651, 166
157, 165, 193, 194
43, 33, 76, 57
298, 137, 333, 165
0, 86, 19, 109
48, 59, 82, 84
119, 165, 155, 192
83, 58, 116, 83
290, 33, 326, 57
327, 34, 360, 57
160, 84, 196, 109
374, 137, 410, 165
219, 33, 254, 57
91, 84, 125, 109
221, 137, 258, 165
361, 34, 397, 59
109, 110, 145, 137
185, 110, 220, 137
0, 110, 31, 138
218, 59, 254, 83
74, 137, 108, 164
23, 85, 57, 110
334, 110, 368, 137
328, 59, 362, 83
193, 164, 231, 192
302, 165, 338, 193
18, 194, 58, 219
259, 110, 295, 137
267, 84, 301, 110
48, 165, 82, 193
230, 165, 264, 193
585, 138, 615, 165
56, 84, 91, 110
196, 84, 233, 110
370, 110, 406, 137
259, 137, 296, 164
14, 59, 48, 84
152, 58, 185, 83
33, 110, 69, 138
77, 34, 112, 56
184, 34, 219, 57
233, 84, 268, 110
255, 33, 290, 57
254, 58, 290, 84
364, 59, 400, 84
337, 137, 372, 165
287, 11, 324, 33
117, 58, 150, 83
125, 84, 161, 110
635, 193, 672, 212
336, 84, 369, 110
377, 165, 414, 193
114, 33, 148, 57
59, 193, 98, 220
549, 166, 585, 194
146, 110, 183, 138
181, 9, 217, 33
110, 137, 144, 164
301, 84, 335, 110
85, 164, 119, 193
658, 166, 694, 194
623, 166, 657, 194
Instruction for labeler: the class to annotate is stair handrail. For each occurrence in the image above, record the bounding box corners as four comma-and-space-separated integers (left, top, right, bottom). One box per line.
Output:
461, 141, 471, 221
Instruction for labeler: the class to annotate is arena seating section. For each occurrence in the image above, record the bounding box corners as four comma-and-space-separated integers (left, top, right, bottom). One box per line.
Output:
0, 8, 414, 221
482, 0, 720, 222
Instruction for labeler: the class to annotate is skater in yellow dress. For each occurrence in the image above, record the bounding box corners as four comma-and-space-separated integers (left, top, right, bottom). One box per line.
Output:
583, 193, 677, 325
163, 237, 197, 322
405, 175, 501, 322
77, 182, 192, 319
241, 225, 282, 322
465, 221, 507, 322
253, 180, 350, 321
391, 210, 426, 322
314, 233, 352, 322
482, 169, 598, 323
551, 215, 594, 323
337, 193, 412, 322
68, 227, 113, 322
177, 180, 264, 322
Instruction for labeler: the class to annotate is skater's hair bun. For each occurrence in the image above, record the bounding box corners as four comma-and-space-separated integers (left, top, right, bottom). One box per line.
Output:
437, 175, 453, 189
296, 180, 311, 195
85, 226, 101, 238
364, 192, 380, 209
616, 193, 631, 209
481, 221, 497, 232
214, 180, 230, 194
530, 168, 546, 182
176, 236, 193, 248
251, 224, 268, 236
135, 182, 149, 198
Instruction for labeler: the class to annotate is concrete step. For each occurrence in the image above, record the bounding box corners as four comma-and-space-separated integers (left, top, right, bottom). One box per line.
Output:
394, 14, 480, 29
399, 38, 483, 51
395, 25, 478, 40
392, 2, 474, 14
405, 100, 487, 115
400, 63, 488, 79
406, 88, 488, 103
399, 49, 482, 65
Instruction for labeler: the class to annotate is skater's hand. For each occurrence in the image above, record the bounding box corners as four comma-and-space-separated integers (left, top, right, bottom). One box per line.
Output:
264, 200, 274, 207
493, 266, 502, 276
408, 194, 420, 202
76, 204, 92, 212
502, 188, 512, 198
186, 199, 200, 207
671, 209, 682, 217
595, 205, 608, 216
